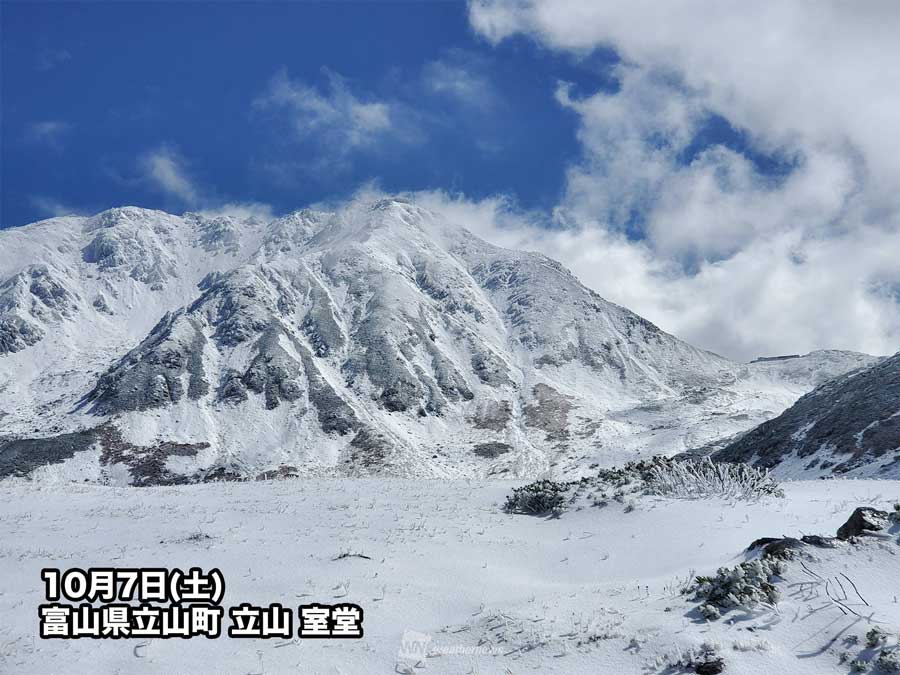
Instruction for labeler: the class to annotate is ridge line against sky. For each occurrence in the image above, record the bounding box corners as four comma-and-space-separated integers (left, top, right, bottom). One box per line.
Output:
2, 0, 898, 361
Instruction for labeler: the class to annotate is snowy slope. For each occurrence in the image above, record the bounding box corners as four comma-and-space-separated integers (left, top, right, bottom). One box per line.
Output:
714, 351, 900, 478
2, 476, 900, 674
0, 198, 880, 483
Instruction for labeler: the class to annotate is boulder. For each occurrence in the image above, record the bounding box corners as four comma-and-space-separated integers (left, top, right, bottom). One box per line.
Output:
695, 652, 725, 674
761, 537, 806, 559
836, 507, 890, 540
747, 537, 780, 551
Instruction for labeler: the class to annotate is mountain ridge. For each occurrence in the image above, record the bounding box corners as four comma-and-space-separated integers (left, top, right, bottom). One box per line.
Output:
713, 351, 900, 477
0, 198, 882, 483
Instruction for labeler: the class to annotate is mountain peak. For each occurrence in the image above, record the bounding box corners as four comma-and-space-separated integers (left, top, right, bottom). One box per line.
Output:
0, 200, 881, 483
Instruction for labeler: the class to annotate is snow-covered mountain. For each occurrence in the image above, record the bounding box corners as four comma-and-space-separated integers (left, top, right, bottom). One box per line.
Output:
0, 198, 879, 484
714, 351, 900, 478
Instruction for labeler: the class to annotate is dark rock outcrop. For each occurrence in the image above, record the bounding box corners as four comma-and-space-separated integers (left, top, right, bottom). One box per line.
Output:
473, 442, 512, 458
836, 507, 890, 540
86, 311, 210, 413
0, 315, 43, 354
241, 328, 304, 410
0, 429, 98, 477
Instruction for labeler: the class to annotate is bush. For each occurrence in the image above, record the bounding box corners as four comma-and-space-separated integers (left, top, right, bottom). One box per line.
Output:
656, 642, 724, 674
594, 456, 676, 487
646, 456, 784, 500
504, 480, 568, 515
692, 557, 784, 619
867, 627, 889, 648
877, 650, 900, 673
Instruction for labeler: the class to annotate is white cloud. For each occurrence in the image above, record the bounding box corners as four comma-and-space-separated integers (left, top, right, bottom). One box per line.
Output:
464, 0, 900, 360
195, 202, 274, 222
25, 121, 71, 148
416, 188, 900, 362
255, 69, 397, 155
468, 1, 900, 186
29, 195, 82, 218
139, 147, 201, 206
423, 50, 497, 110
137, 147, 271, 220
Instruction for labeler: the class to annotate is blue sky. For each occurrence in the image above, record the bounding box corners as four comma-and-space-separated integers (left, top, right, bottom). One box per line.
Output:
2, 1, 897, 360
2, 1, 621, 227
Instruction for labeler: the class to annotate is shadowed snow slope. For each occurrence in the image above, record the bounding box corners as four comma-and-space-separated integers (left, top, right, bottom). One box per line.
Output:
0, 198, 880, 483
715, 351, 900, 478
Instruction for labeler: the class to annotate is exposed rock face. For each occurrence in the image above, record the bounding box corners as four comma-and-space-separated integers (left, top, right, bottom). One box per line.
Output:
0, 265, 76, 354
240, 328, 304, 410
86, 311, 209, 413
0, 314, 43, 355
714, 352, 900, 477
0, 429, 98, 477
296, 345, 359, 436
96, 424, 211, 487
524, 384, 573, 443
473, 442, 512, 458
0, 199, 884, 484
0, 424, 210, 486
468, 400, 512, 431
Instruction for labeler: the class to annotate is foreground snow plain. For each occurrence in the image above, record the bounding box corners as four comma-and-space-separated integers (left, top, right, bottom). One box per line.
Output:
2, 477, 900, 674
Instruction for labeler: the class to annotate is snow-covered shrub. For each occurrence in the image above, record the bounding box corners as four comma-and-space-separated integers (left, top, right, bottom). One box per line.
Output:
850, 659, 869, 672
692, 557, 784, 618
868, 627, 889, 648
594, 456, 676, 488
657, 642, 724, 674
731, 638, 772, 652
504, 480, 568, 515
699, 604, 721, 621
646, 456, 784, 500
877, 649, 900, 673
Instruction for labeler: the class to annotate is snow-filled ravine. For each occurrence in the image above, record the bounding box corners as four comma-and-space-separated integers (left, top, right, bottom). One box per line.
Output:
2, 477, 900, 674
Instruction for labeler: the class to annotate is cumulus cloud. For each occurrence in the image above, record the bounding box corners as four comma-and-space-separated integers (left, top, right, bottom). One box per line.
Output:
255, 69, 401, 158
465, 0, 900, 360
415, 188, 900, 362
139, 147, 201, 206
